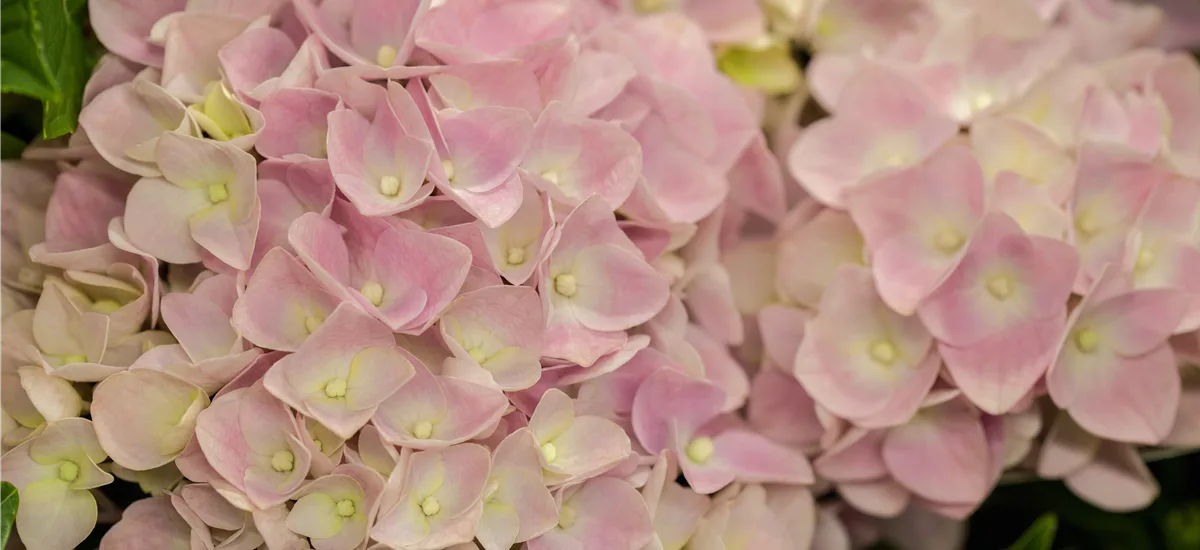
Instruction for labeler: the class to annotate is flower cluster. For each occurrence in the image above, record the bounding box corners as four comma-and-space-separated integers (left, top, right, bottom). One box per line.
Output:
1, 0, 1197, 549
2, 0, 814, 549
773, 0, 1200, 519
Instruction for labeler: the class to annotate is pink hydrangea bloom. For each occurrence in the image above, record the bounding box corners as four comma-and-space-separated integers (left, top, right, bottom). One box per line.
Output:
7, 0, 1200, 547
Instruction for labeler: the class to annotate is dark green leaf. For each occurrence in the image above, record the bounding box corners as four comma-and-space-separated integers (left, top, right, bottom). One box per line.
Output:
1, 481, 18, 548
0, 0, 59, 99
0, 0, 98, 138
0, 130, 25, 158
33, 0, 94, 138
1008, 513, 1058, 550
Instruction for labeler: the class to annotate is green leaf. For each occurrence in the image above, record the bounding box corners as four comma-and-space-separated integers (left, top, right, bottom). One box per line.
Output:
0, 130, 26, 158
1008, 513, 1058, 550
0, 0, 98, 139
1, 481, 18, 548
34, 0, 94, 138
0, 0, 59, 99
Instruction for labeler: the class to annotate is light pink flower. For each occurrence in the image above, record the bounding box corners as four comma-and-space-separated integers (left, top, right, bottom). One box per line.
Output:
170, 482, 264, 549
92, 369, 208, 470
220, 30, 329, 104
539, 197, 670, 367
28, 168, 137, 275
1037, 412, 1159, 511
233, 247, 344, 352
255, 87, 342, 160
371, 359, 508, 450
526, 389, 632, 485
970, 116, 1074, 203
194, 382, 313, 508
520, 101, 642, 210
265, 304, 416, 438
147, 274, 262, 392
327, 85, 436, 216
632, 368, 812, 494
917, 212, 1077, 414
288, 202, 472, 332
123, 132, 260, 269
371, 444, 492, 550
775, 208, 866, 310
1068, 144, 1165, 289
440, 285, 545, 391
526, 476, 654, 550
285, 465, 385, 550
688, 485, 793, 550
79, 79, 200, 177
881, 397, 1000, 518
794, 265, 939, 427
1124, 177, 1200, 332
476, 182, 554, 285
475, 429, 558, 550
406, 80, 534, 227
295, 0, 431, 69
251, 158, 337, 267
788, 62, 958, 208
1, 418, 114, 550
1047, 267, 1187, 444
845, 144, 987, 314
99, 496, 193, 549
415, 0, 571, 64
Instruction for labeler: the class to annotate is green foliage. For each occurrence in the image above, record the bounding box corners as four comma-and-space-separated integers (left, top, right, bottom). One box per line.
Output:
1, 481, 18, 548
1163, 502, 1200, 550
1007, 514, 1057, 550
1, 0, 101, 139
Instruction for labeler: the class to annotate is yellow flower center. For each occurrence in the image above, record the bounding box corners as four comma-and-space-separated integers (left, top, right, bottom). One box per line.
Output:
324, 378, 347, 398
360, 282, 384, 306
207, 184, 229, 203
92, 299, 122, 314
376, 45, 398, 67
313, 439, 323, 453
553, 274, 577, 297
558, 505, 578, 529
1075, 212, 1100, 239
412, 421, 433, 440
986, 275, 1013, 300
972, 91, 995, 112
932, 227, 964, 254
1135, 248, 1156, 272
62, 354, 87, 365
541, 170, 560, 185
58, 460, 79, 482
869, 340, 898, 365
304, 315, 323, 334
441, 159, 456, 183
336, 499, 356, 517
379, 175, 401, 197
506, 246, 526, 266
483, 480, 500, 502
883, 153, 912, 167
685, 436, 715, 464
632, 0, 668, 14
468, 347, 488, 364
270, 450, 295, 472
420, 496, 441, 516
1074, 328, 1100, 354
540, 442, 558, 463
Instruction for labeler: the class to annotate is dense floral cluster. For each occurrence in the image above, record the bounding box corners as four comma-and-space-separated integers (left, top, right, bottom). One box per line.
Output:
0, 0, 1197, 549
